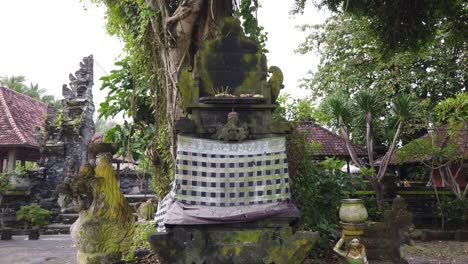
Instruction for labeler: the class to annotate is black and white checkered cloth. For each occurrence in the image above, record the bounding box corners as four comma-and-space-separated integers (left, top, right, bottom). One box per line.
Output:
155, 136, 291, 226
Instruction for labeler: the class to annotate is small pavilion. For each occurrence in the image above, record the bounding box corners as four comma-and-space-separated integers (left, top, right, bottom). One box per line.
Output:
0, 86, 47, 172
296, 121, 368, 173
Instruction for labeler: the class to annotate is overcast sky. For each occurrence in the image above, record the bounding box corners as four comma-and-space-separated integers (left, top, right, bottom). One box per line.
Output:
0, 0, 328, 121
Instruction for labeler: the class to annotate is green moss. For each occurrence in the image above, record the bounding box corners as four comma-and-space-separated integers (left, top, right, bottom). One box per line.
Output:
178, 68, 195, 109
196, 17, 267, 97
67, 100, 79, 106
220, 230, 262, 244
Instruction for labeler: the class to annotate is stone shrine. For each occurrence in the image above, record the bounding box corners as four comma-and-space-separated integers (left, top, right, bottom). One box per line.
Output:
149, 18, 317, 264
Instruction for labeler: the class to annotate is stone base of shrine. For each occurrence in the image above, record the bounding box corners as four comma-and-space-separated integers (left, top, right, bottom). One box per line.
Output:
147, 213, 318, 264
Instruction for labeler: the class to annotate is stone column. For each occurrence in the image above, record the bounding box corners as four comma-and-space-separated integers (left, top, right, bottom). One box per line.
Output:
0, 154, 4, 173
7, 148, 16, 171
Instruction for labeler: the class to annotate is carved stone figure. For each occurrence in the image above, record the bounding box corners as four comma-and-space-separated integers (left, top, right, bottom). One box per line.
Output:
384, 195, 414, 245
268, 66, 284, 104
71, 150, 134, 264
216, 111, 248, 141
334, 234, 369, 264
136, 199, 156, 221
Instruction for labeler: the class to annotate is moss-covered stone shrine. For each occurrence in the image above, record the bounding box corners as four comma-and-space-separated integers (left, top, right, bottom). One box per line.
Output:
148, 17, 317, 264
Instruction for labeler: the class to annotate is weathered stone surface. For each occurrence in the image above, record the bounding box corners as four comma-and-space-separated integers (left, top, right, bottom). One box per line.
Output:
71, 153, 135, 264
136, 199, 156, 221
148, 216, 318, 264
361, 196, 415, 261
38, 55, 95, 214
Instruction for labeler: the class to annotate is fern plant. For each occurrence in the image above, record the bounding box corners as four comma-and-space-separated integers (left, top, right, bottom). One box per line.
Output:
16, 203, 51, 229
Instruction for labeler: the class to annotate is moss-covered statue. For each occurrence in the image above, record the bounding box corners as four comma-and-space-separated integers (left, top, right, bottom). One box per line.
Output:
71, 150, 135, 264
136, 199, 156, 221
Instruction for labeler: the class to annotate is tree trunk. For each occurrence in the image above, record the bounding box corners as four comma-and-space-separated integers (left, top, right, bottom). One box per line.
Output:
371, 179, 385, 213
146, 0, 233, 157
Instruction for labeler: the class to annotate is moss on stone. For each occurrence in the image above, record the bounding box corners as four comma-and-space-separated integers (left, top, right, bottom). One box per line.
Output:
196, 17, 267, 97
72, 155, 135, 263
178, 68, 195, 109
220, 230, 263, 243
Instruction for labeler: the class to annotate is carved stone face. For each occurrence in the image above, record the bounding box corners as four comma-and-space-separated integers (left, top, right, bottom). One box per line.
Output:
350, 238, 360, 249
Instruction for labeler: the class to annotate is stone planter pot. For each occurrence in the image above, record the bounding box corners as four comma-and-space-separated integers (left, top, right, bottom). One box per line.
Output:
339, 199, 368, 224
28, 228, 40, 240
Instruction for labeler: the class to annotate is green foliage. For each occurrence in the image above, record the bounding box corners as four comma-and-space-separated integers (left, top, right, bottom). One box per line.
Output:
273, 93, 329, 123
0, 173, 11, 194
288, 131, 361, 239
124, 222, 156, 261
237, 0, 268, 51
297, 13, 465, 132
57, 165, 96, 211
396, 93, 467, 199
361, 195, 384, 221
16, 203, 51, 229
293, 0, 467, 55
0, 75, 57, 104
405, 166, 430, 182
434, 93, 468, 133
94, 118, 118, 136
436, 197, 468, 224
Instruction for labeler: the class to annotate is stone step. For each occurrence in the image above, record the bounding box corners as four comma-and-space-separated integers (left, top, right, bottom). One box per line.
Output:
58, 213, 79, 224
124, 194, 157, 203
42, 223, 72, 235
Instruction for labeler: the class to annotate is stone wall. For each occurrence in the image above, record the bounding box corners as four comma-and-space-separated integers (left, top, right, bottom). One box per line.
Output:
37, 55, 95, 213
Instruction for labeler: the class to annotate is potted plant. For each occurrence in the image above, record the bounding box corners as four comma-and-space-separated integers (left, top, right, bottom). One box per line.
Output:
16, 203, 51, 240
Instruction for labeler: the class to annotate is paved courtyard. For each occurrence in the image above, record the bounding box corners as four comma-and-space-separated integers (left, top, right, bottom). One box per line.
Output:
0, 235, 76, 264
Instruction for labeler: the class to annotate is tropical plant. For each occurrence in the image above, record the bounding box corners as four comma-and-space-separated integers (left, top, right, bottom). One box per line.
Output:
322, 90, 419, 210
435, 197, 468, 227
296, 13, 466, 122
124, 221, 156, 261
0, 173, 11, 229
16, 203, 51, 229
25, 83, 56, 104
0, 75, 56, 104
0, 75, 27, 93
288, 129, 361, 239
397, 93, 468, 200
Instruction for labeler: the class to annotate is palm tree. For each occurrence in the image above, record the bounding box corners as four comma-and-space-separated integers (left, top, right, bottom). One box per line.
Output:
324, 90, 419, 210
0, 75, 27, 93
0, 76, 56, 104
26, 83, 56, 104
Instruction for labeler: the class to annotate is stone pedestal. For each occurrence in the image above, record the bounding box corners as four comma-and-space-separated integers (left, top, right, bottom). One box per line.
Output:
148, 213, 318, 264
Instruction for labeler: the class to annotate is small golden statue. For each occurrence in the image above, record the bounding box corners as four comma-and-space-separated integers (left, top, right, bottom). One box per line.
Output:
333, 232, 369, 264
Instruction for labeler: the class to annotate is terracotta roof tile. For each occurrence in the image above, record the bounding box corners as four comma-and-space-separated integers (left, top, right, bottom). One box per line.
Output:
296, 122, 367, 157
384, 126, 468, 165
0, 86, 47, 148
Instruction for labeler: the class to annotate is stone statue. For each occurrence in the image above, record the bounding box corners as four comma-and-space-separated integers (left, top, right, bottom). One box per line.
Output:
333, 234, 369, 264
216, 111, 248, 141
268, 66, 284, 104
71, 150, 135, 264
384, 195, 414, 246
136, 199, 156, 221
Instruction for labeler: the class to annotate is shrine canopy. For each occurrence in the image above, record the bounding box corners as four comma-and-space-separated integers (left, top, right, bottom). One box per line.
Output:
0, 86, 47, 172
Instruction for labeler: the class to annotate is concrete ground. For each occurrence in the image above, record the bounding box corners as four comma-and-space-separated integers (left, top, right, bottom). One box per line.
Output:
0, 235, 76, 264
